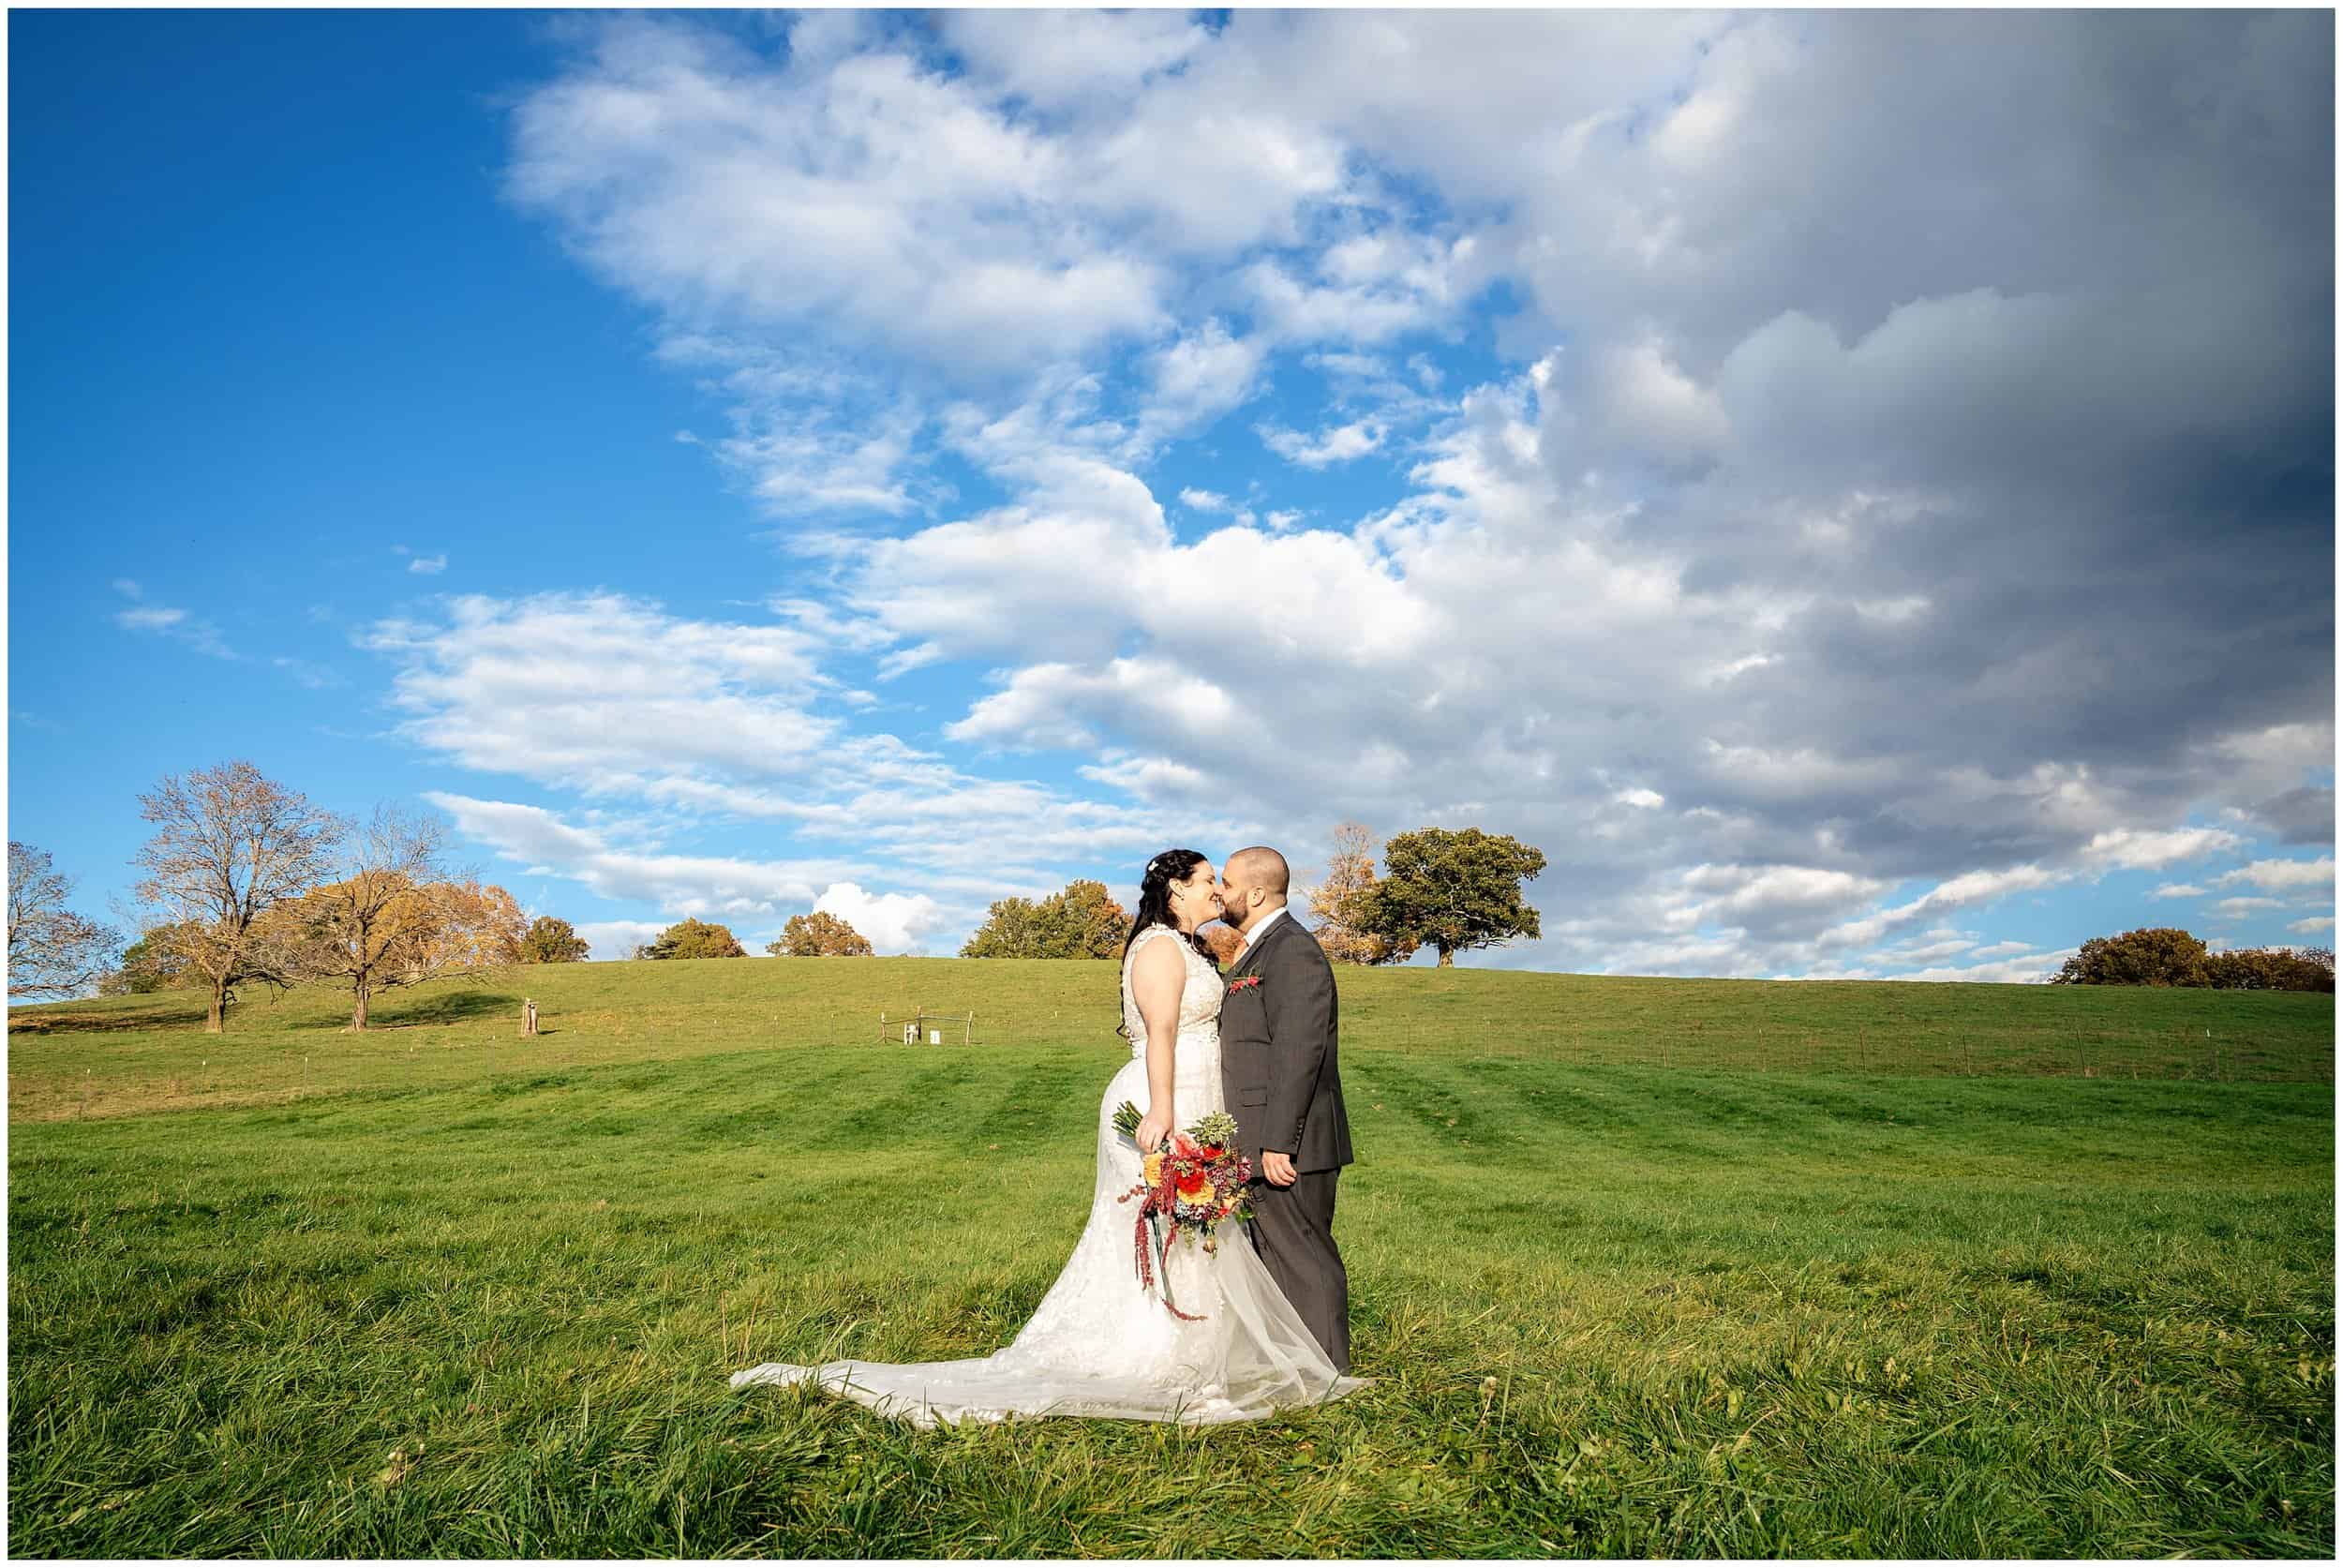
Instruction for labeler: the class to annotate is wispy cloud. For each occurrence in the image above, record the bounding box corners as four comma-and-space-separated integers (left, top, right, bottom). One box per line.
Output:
272, 656, 346, 690
109, 578, 236, 659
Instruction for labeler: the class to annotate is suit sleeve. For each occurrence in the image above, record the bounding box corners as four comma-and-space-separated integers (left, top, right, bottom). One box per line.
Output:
1260, 938, 1336, 1155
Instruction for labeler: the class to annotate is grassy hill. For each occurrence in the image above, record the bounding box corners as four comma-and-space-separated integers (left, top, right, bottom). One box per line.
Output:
7, 959, 2334, 1555
7, 954, 2331, 1122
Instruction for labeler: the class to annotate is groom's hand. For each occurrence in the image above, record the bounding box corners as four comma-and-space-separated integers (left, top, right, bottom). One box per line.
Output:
1261, 1150, 1298, 1187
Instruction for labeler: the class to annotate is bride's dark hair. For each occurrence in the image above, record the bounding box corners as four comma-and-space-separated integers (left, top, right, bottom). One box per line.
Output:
1117, 848, 1218, 1038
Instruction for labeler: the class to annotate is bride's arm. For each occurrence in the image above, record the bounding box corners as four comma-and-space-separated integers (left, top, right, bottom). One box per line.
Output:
1129, 936, 1186, 1153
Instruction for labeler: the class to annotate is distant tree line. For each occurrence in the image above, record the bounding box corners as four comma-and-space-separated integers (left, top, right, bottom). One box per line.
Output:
621, 908, 882, 960
8, 777, 1555, 1038
2052, 927, 2333, 992
947, 826, 1546, 966
7, 760, 606, 1035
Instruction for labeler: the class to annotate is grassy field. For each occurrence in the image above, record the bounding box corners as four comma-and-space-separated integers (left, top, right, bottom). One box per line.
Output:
7, 955, 2329, 1124
7, 960, 2335, 1556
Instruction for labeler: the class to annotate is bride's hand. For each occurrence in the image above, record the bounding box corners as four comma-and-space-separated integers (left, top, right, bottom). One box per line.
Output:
1137, 1105, 1174, 1154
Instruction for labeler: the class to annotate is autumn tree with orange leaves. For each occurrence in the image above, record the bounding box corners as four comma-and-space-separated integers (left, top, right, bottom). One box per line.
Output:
1303, 822, 1419, 965
260, 804, 514, 1030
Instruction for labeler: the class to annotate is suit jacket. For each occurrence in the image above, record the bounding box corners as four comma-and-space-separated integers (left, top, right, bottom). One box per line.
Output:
1217, 913, 1353, 1173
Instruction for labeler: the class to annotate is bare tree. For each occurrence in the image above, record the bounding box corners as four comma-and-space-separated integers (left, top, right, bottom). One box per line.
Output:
1303, 821, 1419, 965
132, 761, 346, 1033
7, 841, 124, 998
262, 803, 473, 1030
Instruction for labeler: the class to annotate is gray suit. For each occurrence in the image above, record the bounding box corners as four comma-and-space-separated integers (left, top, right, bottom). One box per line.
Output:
1217, 911, 1352, 1371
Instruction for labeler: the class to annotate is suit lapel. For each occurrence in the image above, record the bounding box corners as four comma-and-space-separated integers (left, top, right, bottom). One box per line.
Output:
1225, 911, 1291, 980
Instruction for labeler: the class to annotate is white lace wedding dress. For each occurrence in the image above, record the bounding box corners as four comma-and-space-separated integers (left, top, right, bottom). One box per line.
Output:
729, 923, 1366, 1426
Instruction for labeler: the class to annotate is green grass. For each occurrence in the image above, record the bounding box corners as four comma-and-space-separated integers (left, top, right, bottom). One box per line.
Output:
7, 961, 2335, 1556
7, 955, 2328, 1123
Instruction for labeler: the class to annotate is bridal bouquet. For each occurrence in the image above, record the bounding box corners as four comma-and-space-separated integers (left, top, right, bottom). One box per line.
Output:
1112, 1102, 1255, 1321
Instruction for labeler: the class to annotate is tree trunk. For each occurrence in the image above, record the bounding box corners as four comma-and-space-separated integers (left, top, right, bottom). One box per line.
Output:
206, 978, 227, 1033
1437, 946, 1455, 967
351, 981, 370, 1032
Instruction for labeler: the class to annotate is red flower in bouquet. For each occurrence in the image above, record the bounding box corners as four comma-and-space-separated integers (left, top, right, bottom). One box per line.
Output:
1112, 1105, 1256, 1320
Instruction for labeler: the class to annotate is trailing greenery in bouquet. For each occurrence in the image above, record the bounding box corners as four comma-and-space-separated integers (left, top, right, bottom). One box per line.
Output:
1110, 1102, 1256, 1321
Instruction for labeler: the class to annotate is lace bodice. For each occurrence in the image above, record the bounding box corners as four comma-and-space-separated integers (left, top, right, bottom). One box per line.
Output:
1119, 924, 1225, 1060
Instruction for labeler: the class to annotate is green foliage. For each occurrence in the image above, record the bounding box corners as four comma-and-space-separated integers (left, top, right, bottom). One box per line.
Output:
960, 897, 1045, 957
519, 916, 591, 964
105, 922, 207, 994
1356, 827, 1546, 966
2053, 927, 2214, 986
961, 879, 1130, 958
1187, 1109, 1240, 1149
2056, 928, 2336, 992
635, 918, 747, 961
769, 911, 874, 957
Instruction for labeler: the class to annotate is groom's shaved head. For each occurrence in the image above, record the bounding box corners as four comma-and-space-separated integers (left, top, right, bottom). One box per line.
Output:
1227, 846, 1290, 897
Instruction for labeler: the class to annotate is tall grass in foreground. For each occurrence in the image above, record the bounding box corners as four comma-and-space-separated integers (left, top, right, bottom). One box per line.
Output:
8, 996, 2334, 1556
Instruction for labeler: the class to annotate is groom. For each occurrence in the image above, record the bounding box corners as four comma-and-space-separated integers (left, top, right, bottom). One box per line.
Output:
1215, 846, 1354, 1373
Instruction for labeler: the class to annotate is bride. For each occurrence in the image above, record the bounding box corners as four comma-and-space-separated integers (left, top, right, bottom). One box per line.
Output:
730, 848, 1366, 1426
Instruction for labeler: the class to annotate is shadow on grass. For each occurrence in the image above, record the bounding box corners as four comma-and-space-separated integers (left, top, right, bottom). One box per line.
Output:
7, 1001, 216, 1034
285, 989, 521, 1031
16, 987, 533, 1038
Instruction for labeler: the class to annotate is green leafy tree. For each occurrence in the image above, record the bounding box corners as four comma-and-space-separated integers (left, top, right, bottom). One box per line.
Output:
520, 915, 591, 963
1039, 879, 1131, 958
101, 921, 212, 993
769, 910, 875, 956
635, 917, 748, 960
1355, 827, 1545, 967
961, 879, 1131, 958
961, 896, 1046, 957
2051, 927, 2212, 987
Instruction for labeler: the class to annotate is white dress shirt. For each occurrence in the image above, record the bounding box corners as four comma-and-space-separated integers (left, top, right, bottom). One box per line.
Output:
1239, 903, 1290, 954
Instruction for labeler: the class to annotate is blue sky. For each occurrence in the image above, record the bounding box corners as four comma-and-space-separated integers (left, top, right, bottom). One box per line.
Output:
9, 9, 2335, 977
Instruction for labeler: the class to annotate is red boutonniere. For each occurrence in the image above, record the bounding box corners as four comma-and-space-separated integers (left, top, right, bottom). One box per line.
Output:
1228, 975, 1262, 993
